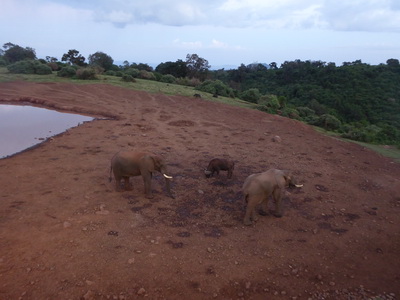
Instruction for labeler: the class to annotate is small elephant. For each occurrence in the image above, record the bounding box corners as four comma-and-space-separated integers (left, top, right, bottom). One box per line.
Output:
204, 158, 235, 179
242, 169, 303, 225
109, 151, 174, 199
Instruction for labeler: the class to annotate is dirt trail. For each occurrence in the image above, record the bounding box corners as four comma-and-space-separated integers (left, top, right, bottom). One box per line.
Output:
0, 81, 399, 300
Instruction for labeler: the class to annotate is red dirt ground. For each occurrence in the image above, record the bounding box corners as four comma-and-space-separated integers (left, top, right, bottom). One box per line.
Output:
0, 81, 399, 300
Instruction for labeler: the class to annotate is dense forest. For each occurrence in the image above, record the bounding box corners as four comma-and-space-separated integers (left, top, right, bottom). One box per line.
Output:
1, 43, 399, 146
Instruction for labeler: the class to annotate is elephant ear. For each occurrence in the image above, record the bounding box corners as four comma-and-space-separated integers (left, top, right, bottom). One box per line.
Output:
150, 155, 163, 172
278, 170, 291, 188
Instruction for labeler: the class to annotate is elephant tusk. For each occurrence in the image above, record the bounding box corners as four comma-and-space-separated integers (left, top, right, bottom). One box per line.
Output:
295, 184, 303, 188
204, 170, 212, 175
163, 174, 173, 179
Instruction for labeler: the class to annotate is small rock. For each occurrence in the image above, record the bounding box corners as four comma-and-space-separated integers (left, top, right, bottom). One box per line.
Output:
63, 221, 72, 228
83, 290, 95, 300
137, 287, 146, 295
128, 258, 135, 264
245, 282, 251, 289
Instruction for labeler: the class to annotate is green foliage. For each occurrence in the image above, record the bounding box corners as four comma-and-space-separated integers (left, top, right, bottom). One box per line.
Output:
121, 74, 135, 82
88, 51, 114, 70
156, 60, 188, 78
57, 66, 77, 77
138, 70, 156, 80
104, 70, 116, 76
207, 58, 400, 145
7, 60, 52, 75
280, 107, 301, 120
3, 43, 36, 63
196, 80, 234, 97
0, 56, 6, 66
314, 114, 342, 130
160, 74, 176, 84
75, 67, 97, 80
186, 53, 210, 80
240, 88, 261, 103
61, 49, 86, 66
258, 94, 280, 109
124, 68, 140, 78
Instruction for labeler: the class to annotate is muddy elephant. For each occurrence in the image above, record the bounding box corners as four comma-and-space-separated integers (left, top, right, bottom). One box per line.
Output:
109, 151, 174, 199
242, 169, 303, 225
204, 158, 235, 179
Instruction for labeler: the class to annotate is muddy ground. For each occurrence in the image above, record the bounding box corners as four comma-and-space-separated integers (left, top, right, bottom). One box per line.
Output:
0, 81, 399, 300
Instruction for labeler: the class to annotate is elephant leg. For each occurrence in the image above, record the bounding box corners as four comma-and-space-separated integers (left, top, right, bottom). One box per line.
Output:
243, 195, 261, 225
259, 196, 269, 216
114, 175, 123, 191
142, 172, 153, 199
123, 177, 132, 191
227, 170, 232, 179
272, 189, 283, 217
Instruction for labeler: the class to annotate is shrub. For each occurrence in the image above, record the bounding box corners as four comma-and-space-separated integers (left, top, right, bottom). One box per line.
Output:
0, 56, 7, 66
7, 60, 52, 74
281, 107, 301, 120
240, 88, 261, 103
160, 74, 176, 83
124, 68, 140, 78
57, 66, 77, 77
76, 67, 97, 80
47, 62, 59, 71
315, 114, 342, 130
104, 70, 116, 76
121, 74, 135, 82
196, 80, 234, 97
35, 63, 53, 75
258, 94, 280, 109
139, 70, 156, 80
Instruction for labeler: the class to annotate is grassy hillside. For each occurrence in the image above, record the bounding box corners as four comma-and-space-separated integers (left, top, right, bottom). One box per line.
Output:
1, 67, 399, 162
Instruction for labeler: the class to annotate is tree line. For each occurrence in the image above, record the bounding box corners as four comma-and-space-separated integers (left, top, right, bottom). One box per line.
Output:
1, 43, 399, 145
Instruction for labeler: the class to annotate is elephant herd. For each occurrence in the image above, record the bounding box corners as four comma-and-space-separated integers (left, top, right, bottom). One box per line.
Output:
109, 151, 303, 226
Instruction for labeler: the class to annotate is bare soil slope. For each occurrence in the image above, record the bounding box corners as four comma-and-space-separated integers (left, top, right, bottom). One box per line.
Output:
0, 82, 399, 300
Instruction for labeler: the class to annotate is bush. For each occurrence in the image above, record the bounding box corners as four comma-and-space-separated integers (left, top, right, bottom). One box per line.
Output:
35, 63, 53, 75
160, 74, 176, 83
314, 114, 342, 130
104, 70, 116, 76
76, 67, 97, 80
121, 74, 135, 82
258, 94, 280, 109
196, 80, 234, 97
57, 66, 77, 77
0, 56, 7, 66
281, 107, 301, 120
124, 68, 140, 78
241, 88, 261, 103
139, 70, 156, 80
7, 60, 52, 74
47, 62, 59, 71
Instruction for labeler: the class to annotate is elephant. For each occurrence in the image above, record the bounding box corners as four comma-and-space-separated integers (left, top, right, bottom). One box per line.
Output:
109, 151, 174, 199
242, 169, 303, 225
204, 158, 235, 179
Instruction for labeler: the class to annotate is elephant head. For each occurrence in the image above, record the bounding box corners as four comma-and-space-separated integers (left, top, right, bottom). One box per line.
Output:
279, 170, 303, 189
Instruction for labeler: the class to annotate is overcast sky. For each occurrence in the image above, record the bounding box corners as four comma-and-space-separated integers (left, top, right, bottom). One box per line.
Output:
1, 0, 399, 68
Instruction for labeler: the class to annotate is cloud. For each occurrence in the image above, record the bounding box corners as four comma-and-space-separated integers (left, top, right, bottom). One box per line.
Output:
3, 0, 399, 32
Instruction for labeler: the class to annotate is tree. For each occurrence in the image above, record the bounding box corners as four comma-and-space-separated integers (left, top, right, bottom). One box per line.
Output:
3, 43, 36, 63
155, 60, 188, 78
61, 49, 86, 66
88, 51, 114, 70
185, 53, 210, 79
